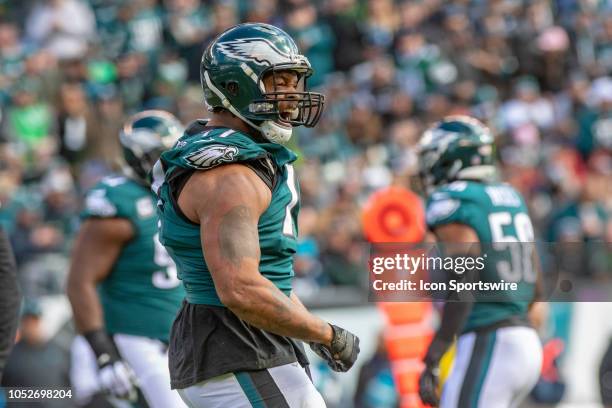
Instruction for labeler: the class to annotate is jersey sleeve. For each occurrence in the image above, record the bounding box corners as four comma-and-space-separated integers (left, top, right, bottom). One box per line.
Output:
160, 129, 278, 191
176, 131, 270, 171
426, 182, 479, 230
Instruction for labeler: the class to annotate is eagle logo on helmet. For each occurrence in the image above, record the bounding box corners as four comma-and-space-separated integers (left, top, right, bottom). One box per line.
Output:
185, 145, 239, 169
216, 38, 305, 66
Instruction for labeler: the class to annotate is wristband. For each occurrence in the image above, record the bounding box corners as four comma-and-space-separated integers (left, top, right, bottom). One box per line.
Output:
83, 329, 120, 365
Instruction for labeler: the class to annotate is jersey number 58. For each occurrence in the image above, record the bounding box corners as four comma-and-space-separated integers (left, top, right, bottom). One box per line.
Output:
489, 212, 536, 283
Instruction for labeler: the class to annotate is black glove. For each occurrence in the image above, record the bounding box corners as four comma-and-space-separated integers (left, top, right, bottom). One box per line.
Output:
419, 335, 449, 407
419, 364, 440, 407
309, 324, 360, 372
84, 329, 137, 401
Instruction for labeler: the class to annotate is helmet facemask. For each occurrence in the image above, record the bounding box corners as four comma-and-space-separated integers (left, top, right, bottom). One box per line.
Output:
254, 65, 324, 126
250, 65, 324, 143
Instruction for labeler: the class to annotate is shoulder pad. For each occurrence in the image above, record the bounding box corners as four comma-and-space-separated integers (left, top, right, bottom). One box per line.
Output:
431, 181, 478, 202
100, 175, 128, 187
83, 188, 118, 218
426, 181, 483, 227
184, 119, 210, 136
426, 182, 473, 226
82, 177, 143, 219
446, 181, 469, 192
426, 196, 461, 226
175, 129, 267, 170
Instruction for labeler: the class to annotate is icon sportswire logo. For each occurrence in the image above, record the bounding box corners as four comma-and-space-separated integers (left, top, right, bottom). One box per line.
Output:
217, 38, 304, 66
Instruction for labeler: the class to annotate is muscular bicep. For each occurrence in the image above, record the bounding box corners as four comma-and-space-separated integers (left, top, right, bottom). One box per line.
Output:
68, 218, 134, 285
428, 224, 478, 348
179, 164, 271, 301
177, 165, 333, 344
432, 223, 480, 292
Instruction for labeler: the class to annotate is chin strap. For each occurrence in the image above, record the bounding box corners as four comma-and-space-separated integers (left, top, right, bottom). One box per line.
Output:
259, 121, 292, 144
203, 71, 293, 144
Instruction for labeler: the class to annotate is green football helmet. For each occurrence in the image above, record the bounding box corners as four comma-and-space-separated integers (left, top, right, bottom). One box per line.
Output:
120, 110, 184, 183
200, 23, 325, 144
417, 115, 497, 193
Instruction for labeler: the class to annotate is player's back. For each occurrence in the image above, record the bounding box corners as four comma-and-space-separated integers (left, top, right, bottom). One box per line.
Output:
426, 180, 536, 332
82, 175, 185, 341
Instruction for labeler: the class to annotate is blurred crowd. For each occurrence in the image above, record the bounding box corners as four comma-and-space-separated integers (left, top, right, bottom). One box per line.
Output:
0, 0, 611, 311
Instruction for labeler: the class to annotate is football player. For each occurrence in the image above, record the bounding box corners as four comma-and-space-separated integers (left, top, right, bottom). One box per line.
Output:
153, 23, 360, 407
67, 110, 187, 408
416, 116, 544, 407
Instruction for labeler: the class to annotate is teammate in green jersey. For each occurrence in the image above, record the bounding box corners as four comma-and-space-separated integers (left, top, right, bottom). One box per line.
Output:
67, 110, 187, 408
153, 23, 360, 407
416, 116, 545, 408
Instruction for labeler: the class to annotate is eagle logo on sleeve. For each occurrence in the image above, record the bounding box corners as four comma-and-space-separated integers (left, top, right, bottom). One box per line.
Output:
426, 197, 460, 225
184, 144, 239, 169
85, 189, 118, 217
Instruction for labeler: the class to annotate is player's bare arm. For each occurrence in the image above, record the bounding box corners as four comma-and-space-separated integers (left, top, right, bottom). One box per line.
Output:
67, 217, 140, 402
179, 163, 333, 346
528, 248, 548, 330
432, 222, 481, 325
429, 222, 480, 349
419, 222, 480, 407
67, 218, 134, 333
289, 291, 308, 312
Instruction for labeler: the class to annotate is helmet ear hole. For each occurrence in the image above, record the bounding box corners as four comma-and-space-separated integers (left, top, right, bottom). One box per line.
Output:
224, 81, 239, 97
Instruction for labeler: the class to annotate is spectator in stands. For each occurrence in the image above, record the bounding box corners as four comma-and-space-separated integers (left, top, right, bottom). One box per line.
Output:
285, 2, 334, 87
164, 0, 211, 82
324, 0, 365, 72
0, 21, 27, 102
86, 85, 124, 173
55, 83, 95, 171
576, 77, 612, 158
1, 300, 73, 408
354, 332, 399, 408
25, 0, 95, 60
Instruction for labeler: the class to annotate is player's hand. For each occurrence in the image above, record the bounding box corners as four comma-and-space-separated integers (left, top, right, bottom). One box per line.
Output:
309, 324, 360, 372
419, 364, 440, 407
83, 329, 138, 401
98, 357, 138, 402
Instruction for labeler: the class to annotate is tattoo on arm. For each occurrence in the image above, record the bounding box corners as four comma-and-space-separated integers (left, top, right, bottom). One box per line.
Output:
201, 172, 332, 344
218, 205, 259, 267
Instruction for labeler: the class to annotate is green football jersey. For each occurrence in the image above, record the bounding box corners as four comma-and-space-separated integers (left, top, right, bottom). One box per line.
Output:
155, 126, 300, 306
81, 175, 185, 341
426, 180, 536, 332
